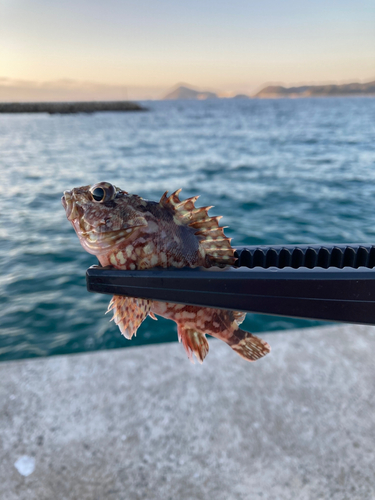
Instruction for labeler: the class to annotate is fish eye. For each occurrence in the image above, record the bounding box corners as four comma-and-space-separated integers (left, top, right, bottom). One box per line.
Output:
92, 187, 105, 202
89, 182, 116, 203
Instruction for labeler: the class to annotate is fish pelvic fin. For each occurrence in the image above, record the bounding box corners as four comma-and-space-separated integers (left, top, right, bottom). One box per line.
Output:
107, 295, 151, 340
177, 326, 209, 364
159, 189, 236, 267
227, 328, 271, 362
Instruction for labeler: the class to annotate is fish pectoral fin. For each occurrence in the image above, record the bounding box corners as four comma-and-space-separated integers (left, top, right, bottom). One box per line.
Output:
107, 295, 151, 340
177, 326, 209, 364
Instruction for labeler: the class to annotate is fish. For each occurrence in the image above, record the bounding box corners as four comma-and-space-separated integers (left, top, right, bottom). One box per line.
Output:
62, 182, 270, 364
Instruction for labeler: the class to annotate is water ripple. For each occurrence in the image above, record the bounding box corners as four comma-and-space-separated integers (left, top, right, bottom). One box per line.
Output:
0, 97, 375, 361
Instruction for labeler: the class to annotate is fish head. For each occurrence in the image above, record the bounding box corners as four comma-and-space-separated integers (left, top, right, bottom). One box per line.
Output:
62, 182, 148, 257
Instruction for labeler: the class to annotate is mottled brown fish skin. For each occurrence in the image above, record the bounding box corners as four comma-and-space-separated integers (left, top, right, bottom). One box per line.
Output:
62, 182, 270, 364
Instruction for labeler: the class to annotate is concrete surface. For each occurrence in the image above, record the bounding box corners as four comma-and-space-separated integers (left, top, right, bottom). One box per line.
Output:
1, 324, 375, 500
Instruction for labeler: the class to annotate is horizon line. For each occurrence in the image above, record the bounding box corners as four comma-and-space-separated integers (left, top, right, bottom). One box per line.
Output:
0, 76, 374, 102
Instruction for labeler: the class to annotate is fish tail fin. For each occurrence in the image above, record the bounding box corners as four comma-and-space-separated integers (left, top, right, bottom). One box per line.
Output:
227, 328, 271, 361
159, 189, 236, 267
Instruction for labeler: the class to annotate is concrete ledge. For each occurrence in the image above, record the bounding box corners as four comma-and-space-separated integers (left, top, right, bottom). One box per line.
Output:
1, 324, 375, 500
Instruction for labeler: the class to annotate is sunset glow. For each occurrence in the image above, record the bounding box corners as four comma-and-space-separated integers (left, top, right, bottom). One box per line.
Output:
1, 0, 374, 100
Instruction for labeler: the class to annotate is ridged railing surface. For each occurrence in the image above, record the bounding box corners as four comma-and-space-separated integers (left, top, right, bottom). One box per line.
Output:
235, 244, 375, 269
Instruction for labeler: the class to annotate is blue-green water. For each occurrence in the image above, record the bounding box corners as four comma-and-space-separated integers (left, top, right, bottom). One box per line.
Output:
1, 98, 375, 361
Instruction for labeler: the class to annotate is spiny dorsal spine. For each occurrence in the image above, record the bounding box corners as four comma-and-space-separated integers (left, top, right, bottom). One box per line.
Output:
160, 189, 236, 266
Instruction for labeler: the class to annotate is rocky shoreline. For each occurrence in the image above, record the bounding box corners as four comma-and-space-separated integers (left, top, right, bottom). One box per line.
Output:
0, 101, 146, 114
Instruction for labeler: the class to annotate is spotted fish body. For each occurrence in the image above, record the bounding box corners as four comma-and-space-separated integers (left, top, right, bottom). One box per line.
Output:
62, 182, 270, 363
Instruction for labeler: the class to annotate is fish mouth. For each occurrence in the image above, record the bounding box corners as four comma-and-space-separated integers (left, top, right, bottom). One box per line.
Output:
62, 190, 81, 221
62, 187, 142, 256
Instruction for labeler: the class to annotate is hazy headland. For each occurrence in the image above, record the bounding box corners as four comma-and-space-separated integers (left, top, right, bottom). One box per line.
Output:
162, 80, 375, 100
255, 80, 375, 98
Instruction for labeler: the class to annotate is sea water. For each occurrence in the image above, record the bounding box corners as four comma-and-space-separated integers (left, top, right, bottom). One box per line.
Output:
0, 97, 374, 361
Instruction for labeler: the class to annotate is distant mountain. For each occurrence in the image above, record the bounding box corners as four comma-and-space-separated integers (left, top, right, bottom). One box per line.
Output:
163, 85, 218, 100
255, 81, 375, 98
232, 94, 250, 99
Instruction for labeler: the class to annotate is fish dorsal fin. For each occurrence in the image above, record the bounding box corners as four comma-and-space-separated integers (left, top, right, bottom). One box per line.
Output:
159, 189, 236, 267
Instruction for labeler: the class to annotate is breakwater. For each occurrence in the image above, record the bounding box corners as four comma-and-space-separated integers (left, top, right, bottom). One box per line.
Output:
0, 100, 145, 114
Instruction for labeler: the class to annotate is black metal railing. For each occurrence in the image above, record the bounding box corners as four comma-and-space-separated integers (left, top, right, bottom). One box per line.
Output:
86, 244, 375, 325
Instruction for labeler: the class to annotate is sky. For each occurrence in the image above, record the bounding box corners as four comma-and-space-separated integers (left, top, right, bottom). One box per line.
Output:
1, 0, 374, 100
